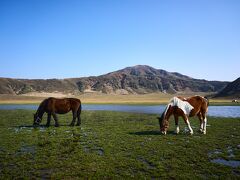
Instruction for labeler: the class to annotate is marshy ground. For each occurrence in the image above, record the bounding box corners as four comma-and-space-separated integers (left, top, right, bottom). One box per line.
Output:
0, 110, 240, 179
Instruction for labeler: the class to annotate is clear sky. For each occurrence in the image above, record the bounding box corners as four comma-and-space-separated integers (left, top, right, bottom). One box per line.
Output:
0, 0, 239, 81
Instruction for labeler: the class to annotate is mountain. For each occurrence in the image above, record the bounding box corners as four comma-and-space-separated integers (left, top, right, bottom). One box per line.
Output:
70, 65, 228, 94
0, 78, 79, 95
215, 77, 240, 98
0, 65, 228, 95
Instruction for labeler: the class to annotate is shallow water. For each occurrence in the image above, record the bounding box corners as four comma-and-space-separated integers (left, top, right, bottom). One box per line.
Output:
208, 146, 240, 168
211, 159, 240, 168
15, 145, 36, 157
12, 126, 46, 133
0, 104, 240, 117
137, 157, 155, 169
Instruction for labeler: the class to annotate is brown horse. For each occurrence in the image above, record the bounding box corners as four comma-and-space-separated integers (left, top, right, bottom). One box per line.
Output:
158, 96, 209, 135
33, 97, 82, 127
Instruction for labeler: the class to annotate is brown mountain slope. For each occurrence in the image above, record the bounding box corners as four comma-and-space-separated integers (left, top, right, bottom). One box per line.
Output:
215, 77, 240, 98
0, 78, 78, 95
71, 65, 228, 94
0, 65, 228, 95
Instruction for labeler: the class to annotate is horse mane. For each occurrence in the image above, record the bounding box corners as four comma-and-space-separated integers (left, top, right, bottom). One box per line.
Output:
160, 103, 171, 121
36, 98, 48, 115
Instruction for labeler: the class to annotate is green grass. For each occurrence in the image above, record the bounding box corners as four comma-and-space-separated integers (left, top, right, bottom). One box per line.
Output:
0, 110, 240, 179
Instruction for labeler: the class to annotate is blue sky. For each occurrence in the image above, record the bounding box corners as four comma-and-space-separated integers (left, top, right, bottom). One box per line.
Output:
0, 0, 239, 81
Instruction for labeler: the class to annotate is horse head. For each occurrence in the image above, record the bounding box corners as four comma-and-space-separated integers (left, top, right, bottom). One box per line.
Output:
157, 114, 169, 135
33, 113, 42, 126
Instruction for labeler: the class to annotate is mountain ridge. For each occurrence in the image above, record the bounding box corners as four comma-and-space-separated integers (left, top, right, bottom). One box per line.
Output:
0, 65, 229, 95
215, 77, 240, 98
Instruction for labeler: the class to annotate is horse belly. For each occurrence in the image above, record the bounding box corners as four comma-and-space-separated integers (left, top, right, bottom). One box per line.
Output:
53, 102, 71, 114
55, 108, 71, 114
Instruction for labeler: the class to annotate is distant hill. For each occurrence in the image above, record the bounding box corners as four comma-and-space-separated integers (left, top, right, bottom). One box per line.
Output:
215, 77, 240, 98
0, 65, 228, 95
0, 78, 78, 95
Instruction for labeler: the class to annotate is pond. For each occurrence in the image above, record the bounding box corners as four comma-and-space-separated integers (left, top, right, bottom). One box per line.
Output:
0, 104, 240, 118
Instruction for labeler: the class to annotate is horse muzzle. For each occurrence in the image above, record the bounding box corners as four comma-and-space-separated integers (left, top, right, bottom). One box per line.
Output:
33, 117, 41, 126
161, 131, 167, 135
33, 122, 39, 126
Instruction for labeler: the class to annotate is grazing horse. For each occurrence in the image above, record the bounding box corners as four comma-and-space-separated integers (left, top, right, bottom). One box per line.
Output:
33, 97, 82, 127
158, 96, 209, 135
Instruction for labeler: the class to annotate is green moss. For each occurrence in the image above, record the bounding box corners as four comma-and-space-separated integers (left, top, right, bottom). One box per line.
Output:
0, 110, 239, 179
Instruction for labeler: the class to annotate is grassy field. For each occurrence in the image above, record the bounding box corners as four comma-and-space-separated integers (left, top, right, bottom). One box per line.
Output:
0, 110, 239, 179
0, 93, 238, 105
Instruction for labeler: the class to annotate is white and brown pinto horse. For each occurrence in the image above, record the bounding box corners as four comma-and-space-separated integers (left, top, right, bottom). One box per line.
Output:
158, 96, 209, 135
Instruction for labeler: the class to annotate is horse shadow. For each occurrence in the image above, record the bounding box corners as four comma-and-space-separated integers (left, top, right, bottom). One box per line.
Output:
129, 130, 176, 136
12, 125, 45, 128
12, 124, 76, 129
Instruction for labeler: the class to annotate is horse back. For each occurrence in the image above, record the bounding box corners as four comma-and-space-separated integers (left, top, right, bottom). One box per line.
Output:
180, 96, 208, 117
67, 98, 81, 110
45, 97, 81, 114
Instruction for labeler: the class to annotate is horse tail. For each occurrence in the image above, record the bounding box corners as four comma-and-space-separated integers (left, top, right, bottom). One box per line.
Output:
204, 96, 209, 106
77, 102, 82, 117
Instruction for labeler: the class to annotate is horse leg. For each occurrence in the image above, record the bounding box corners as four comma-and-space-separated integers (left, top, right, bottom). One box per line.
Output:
174, 114, 180, 134
202, 101, 209, 134
76, 105, 82, 126
182, 114, 193, 135
202, 116, 207, 134
200, 107, 208, 134
52, 113, 59, 127
46, 113, 51, 127
197, 113, 204, 133
70, 110, 77, 126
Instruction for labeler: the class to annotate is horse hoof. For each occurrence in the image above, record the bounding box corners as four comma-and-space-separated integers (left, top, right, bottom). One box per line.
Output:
70, 124, 74, 126
175, 130, 180, 134
55, 124, 59, 127
189, 132, 193, 135
76, 124, 81, 126
161, 131, 167, 135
